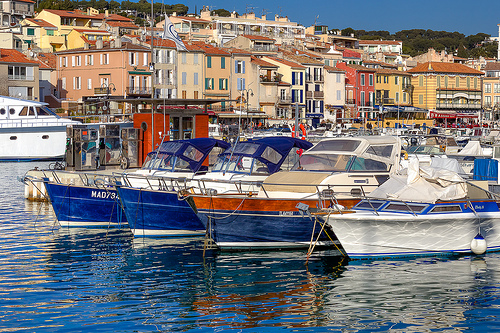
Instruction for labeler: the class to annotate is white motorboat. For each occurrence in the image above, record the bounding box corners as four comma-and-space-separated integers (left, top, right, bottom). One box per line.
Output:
0, 96, 80, 161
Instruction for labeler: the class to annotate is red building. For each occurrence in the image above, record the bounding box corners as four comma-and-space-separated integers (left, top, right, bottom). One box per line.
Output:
336, 62, 376, 120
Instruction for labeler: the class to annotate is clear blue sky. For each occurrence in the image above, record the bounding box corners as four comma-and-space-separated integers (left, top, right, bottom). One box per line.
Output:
177, 0, 500, 37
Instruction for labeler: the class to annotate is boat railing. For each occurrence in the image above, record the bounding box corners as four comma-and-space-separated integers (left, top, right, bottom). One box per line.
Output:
120, 173, 191, 192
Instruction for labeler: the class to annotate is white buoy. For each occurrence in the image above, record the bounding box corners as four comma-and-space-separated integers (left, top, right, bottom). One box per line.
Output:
471, 233, 487, 255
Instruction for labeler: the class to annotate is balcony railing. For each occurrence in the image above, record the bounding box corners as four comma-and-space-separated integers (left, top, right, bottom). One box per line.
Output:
346, 99, 356, 105
253, 45, 278, 52
436, 102, 482, 109
127, 87, 152, 96
305, 74, 324, 82
314, 91, 324, 98
94, 87, 111, 95
376, 98, 395, 105
260, 75, 280, 83
279, 97, 292, 104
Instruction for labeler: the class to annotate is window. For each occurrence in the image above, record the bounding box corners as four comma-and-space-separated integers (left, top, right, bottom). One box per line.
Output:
444, 76, 448, 87
383, 76, 388, 84
419, 76, 423, 86
129, 52, 138, 66
143, 53, 148, 66
205, 78, 214, 90
419, 94, 423, 104
46, 29, 54, 36
61, 77, 66, 89
456, 76, 460, 88
395, 92, 399, 103
360, 91, 365, 105
194, 54, 198, 65
8, 66, 34, 80
376, 75, 381, 84
207, 56, 212, 68
437, 76, 441, 87
27, 28, 35, 36
181, 53, 187, 64
369, 74, 373, 86
485, 96, 491, 105
474, 77, 478, 89
182, 72, 187, 85
495, 84, 500, 94
87, 78, 92, 90
237, 78, 246, 91
221, 57, 225, 69
466, 77, 470, 88
100, 53, 109, 65
219, 78, 228, 90
194, 72, 199, 85
360, 74, 365, 86
75, 56, 81, 66
73, 77, 81, 90
85, 54, 93, 66
336, 73, 341, 83
395, 76, 399, 85
235, 60, 245, 73
337, 90, 341, 100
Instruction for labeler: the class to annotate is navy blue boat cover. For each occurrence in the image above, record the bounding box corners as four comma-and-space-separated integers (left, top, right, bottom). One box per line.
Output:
221, 137, 313, 174
149, 138, 231, 172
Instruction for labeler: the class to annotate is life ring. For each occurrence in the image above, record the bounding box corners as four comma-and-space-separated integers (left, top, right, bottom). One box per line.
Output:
292, 123, 307, 140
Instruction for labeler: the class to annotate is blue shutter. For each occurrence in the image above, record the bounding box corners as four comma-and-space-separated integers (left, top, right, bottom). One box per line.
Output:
235, 60, 238, 73
320, 101, 324, 113
237, 78, 241, 90
300, 72, 303, 85
292, 73, 295, 85
242, 61, 245, 74
242, 78, 246, 91
300, 90, 303, 103
292, 90, 295, 103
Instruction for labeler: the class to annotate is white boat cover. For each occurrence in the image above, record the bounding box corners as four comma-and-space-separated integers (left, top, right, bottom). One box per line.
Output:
456, 140, 489, 156
429, 157, 466, 175
369, 159, 468, 203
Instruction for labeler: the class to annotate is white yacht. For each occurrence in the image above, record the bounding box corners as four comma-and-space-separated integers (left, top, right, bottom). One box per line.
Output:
0, 96, 80, 161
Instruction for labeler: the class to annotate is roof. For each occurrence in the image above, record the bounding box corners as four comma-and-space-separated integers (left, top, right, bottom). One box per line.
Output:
324, 65, 345, 72
341, 63, 376, 72
283, 54, 323, 65
36, 53, 56, 69
265, 56, 306, 69
484, 62, 500, 71
55, 41, 149, 54
25, 18, 57, 29
73, 29, 110, 35
12, 0, 34, 3
191, 42, 230, 56
106, 21, 139, 29
358, 40, 402, 45
0, 49, 39, 65
251, 56, 278, 68
407, 62, 484, 75
342, 49, 361, 58
228, 48, 252, 56
240, 34, 275, 42
93, 13, 132, 21
172, 16, 210, 24
374, 68, 411, 76
42, 9, 93, 19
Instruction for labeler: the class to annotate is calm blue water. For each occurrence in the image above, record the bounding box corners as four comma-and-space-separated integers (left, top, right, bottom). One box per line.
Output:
3, 162, 500, 332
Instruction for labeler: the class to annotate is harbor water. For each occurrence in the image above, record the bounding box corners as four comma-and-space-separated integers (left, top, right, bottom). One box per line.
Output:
3, 162, 500, 332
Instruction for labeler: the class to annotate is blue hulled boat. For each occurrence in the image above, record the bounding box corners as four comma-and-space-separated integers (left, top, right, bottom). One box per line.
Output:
44, 138, 229, 228
118, 137, 312, 237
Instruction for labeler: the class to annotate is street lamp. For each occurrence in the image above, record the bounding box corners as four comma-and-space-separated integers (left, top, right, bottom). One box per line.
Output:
238, 87, 254, 134
100, 82, 116, 115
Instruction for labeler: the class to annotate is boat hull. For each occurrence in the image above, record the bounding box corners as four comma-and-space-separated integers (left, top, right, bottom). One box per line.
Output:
117, 186, 205, 237
191, 195, 359, 250
45, 182, 126, 228
0, 126, 69, 161
328, 207, 500, 259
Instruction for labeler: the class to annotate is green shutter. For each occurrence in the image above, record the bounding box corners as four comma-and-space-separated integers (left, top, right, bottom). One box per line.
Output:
207, 56, 212, 68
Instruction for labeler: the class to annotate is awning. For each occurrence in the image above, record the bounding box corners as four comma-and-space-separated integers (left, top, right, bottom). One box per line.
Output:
429, 111, 478, 119
128, 71, 151, 75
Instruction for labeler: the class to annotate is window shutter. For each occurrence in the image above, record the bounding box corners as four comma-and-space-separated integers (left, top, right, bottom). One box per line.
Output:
300, 90, 303, 103
100, 54, 103, 65
237, 78, 241, 91
242, 78, 245, 91
73, 77, 76, 89
219, 78, 222, 90
88, 78, 92, 90
292, 73, 295, 85
235, 60, 238, 73
72, 56, 75, 67
300, 72, 303, 85
59, 57, 62, 67
85, 55, 88, 66
242, 61, 245, 74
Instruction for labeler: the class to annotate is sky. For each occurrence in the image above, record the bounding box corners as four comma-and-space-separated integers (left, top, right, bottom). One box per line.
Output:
176, 0, 500, 37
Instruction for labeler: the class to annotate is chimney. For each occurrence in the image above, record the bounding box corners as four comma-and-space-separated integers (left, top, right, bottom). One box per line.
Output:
96, 39, 103, 49
105, 9, 109, 18
231, 11, 237, 18
84, 42, 89, 50
261, 14, 266, 20
172, 12, 177, 17
115, 37, 122, 48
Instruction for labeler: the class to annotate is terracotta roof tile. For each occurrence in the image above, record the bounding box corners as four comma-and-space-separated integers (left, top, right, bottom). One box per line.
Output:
251, 56, 278, 68
106, 21, 139, 29
240, 34, 275, 41
484, 62, 500, 71
42, 9, 93, 19
36, 52, 56, 69
171, 16, 210, 23
191, 42, 230, 55
25, 18, 57, 28
374, 68, 411, 76
264, 56, 306, 69
324, 65, 345, 72
407, 62, 484, 75
0, 49, 39, 64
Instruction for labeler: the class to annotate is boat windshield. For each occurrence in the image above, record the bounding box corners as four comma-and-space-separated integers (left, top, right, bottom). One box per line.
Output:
308, 139, 361, 152
292, 154, 389, 172
211, 155, 269, 174
141, 153, 191, 172
407, 146, 444, 155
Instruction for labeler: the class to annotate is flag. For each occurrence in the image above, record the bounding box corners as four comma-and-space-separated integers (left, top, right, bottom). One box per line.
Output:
161, 15, 187, 51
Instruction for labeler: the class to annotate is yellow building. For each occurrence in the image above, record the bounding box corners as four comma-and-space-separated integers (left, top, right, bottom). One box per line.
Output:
407, 62, 483, 122
21, 18, 64, 52
177, 43, 205, 100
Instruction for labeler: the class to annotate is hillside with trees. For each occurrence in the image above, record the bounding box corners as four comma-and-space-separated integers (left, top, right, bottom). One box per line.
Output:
340, 27, 498, 58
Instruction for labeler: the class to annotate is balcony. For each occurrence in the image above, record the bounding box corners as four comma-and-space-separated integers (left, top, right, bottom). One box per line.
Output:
346, 99, 356, 105
279, 97, 292, 104
260, 75, 280, 84
127, 87, 152, 96
305, 74, 324, 82
376, 98, 395, 105
314, 91, 324, 98
253, 44, 278, 52
436, 102, 482, 110
94, 87, 111, 95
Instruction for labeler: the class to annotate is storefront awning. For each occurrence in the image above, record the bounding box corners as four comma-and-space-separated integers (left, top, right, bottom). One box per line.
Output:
429, 111, 478, 119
